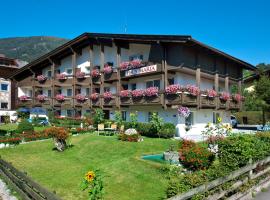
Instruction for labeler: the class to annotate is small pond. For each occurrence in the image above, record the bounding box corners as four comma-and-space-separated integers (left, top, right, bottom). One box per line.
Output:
142, 153, 179, 164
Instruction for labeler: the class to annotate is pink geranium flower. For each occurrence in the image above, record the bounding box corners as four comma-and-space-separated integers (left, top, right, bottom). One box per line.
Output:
186, 85, 200, 96
120, 90, 130, 98
90, 93, 99, 101
55, 94, 65, 102
131, 89, 144, 98
219, 92, 230, 101
37, 94, 46, 102
91, 69, 100, 78
165, 84, 181, 94
145, 87, 159, 97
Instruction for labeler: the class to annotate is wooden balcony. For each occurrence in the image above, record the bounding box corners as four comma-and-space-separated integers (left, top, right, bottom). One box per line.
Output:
54, 77, 73, 86
200, 96, 216, 108
104, 71, 118, 82
92, 76, 101, 84
103, 97, 116, 106
165, 94, 182, 105
218, 98, 227, 109
74, 98, 90, 108
34, 78, 52, 87
120, 96, 132, 105
229, 100, 240, 110
75, 76, 91, 85
16, 99, 33, 107
91, 98, 101, 107
182, 93, 198, 107
53, 98, 73, 107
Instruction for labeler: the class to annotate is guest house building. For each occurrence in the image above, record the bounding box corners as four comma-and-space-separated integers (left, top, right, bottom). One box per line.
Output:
8, 33, 255, 136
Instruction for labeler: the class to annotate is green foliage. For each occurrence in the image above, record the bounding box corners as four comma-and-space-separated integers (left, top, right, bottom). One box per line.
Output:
118, 133, 140, 142
0, 36, 68, 62
114, 111, 122, 128
137, 123, 154, 136
93, 109, 105, 126
234, 111, 270, 124
16, 119, 34, 133
158, 123, 175, 138
129, 112, 138, 128
218, 134, 268, 170
255, 75, 270, 106
150, 113, 163, 138
17, 110, 29, 119
81, 170, 104, 200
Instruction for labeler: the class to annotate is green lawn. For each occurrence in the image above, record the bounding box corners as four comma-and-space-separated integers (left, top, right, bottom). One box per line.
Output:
0, 123, 48, 132
0, 134, 178, 200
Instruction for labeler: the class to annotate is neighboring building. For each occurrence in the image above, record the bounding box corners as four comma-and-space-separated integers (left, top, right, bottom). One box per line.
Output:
244, 69, 270, 92
0, 54, 21, 122
8, 33, 255, 136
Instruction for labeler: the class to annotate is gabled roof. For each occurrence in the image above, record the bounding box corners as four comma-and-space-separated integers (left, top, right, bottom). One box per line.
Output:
244, 68, 270, 83
8, 32, 256, 79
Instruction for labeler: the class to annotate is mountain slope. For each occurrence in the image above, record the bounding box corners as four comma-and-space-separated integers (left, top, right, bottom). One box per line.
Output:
0, 36, 69, 62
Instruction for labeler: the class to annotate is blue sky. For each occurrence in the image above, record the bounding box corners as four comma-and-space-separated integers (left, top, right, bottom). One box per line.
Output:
1, 0, 269, 65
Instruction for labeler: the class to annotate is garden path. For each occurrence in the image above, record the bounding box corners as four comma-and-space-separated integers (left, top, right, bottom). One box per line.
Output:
0, 179, 17, 200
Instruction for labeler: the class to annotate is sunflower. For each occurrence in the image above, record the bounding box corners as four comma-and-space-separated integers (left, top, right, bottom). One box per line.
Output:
85, 171, 95, 182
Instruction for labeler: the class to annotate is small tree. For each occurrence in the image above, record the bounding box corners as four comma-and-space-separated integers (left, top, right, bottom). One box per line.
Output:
114, 111, 123, 128
255, 75, 270, 125
44, 127, 70, 151
17, 119, 34, 134
150, 113, 163, 138
93, 108, 104, 126
130, 112, 138, 128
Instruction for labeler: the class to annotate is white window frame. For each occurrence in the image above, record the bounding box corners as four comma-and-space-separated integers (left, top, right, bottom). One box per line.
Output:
0, 83, 8, 92
66, 68, 73, 75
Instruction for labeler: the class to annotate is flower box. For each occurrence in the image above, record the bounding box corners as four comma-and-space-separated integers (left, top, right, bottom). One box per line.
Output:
90, 93, 99, 101
166, 93, 182, 104
75, 94, 86, 103
219, 92, 230, 102
131, 89, 144, 98
145, 95, 160, 103
76, 71, 86, 79
185, 85, 200, 97
205, 89, 217, 98
232, 93, 242, 102
37, 75, 47, 83
19, 95, 29, 102
144, 87, 159, 97
91, 69, 100, 78
103, 65, 113, 75
55, 94, 65, 102
56, 73, 67, 81
103, 91, 113, 100
36, 94, 46, 102
165, 84, 181, 95
201, 95, 216, 108
182, 92, 198, 105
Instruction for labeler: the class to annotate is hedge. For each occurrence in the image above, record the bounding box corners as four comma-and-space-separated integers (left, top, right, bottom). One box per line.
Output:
234, 111, 270, 125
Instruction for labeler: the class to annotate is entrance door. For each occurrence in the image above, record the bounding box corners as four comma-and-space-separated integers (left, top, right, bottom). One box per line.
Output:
104, 110, 110, 119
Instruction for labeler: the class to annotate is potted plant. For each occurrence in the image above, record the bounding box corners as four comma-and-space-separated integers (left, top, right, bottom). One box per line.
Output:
56, 73, 67, 81
19, 95, 28, 102
232, 93, 242, 103
120, 61, 130, 71
76, 94, 86, 103
131, 89, 144, 103
104, 64, 113, 74
130, 59, 142, 69
37, 94, 46, 102
76, 71, 86, 79
36, 75, 47, 83
55, 94, 65, 102
185, 85, 200, 97
165, 84, 181, 102
178, 106, 191, 131
103, 91, 113, 103
206, 89, 217, 98
219, 92, 230, 102
145, 87, 159, 102
90, 93, 99, 101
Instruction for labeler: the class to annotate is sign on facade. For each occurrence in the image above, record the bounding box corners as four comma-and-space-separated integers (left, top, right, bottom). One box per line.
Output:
125, 65, 157, 77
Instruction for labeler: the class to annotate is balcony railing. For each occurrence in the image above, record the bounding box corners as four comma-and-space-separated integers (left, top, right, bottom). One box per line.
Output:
53, 97, 73, 107
74, 98, 90, 107
104, 71, 118, 82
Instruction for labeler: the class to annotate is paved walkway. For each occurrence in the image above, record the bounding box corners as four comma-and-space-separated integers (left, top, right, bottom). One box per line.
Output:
0, 179, 17, 200
254, 187, 270, 200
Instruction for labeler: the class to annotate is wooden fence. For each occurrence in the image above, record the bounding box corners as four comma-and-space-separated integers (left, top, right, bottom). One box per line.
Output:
168, 156, 270, 200
0, 158, 61, 200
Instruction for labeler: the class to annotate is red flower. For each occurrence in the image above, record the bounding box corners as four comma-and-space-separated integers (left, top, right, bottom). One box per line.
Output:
232, 93, 242, 102
37, 75, 47, 82
120, 62, 130, 71
144, 87, 159, 97
185, 85, 200, 96
76, 71, 85, 79
120, 90, 130, 98
91, 69, 100, 78
37, 94, 46, 102
219, 92, 230, 101
55, 94, 65, 102
165, 84, 181, 94
104, 65, 113, 74
19, 95, 28, 101
131, 89, 144, 98
103, 91, 112, 99
90, 93, 99, 100
75, 94, 86, 102
206, 89, 217, 98
56, 73, 66, 80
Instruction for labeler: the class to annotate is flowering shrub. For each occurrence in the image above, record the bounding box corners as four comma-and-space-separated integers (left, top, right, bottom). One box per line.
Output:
81, 170, 104, 200
185, 85, 200, 96
120, 90, 130, 98
19, 95, 28, 101
131, 89, 144, 98
206, 89, 217, 98
179, 140, 215, 171
76, 71, 85, 79
0, 137, 21, 145
90, 93, 99, 101
103, 65, 113, 74
103, 91, 112, 100
232, 93, 242, 102
76, 94, 86, 102
37, 94, 46, 102
56, 73, 66, 80
55, 94, 65, 102
120, 61, 130, 71
219, 92, 230, 101
37, 75, 47, 82
145, 87, 159, 97
178, 106, 190, 118
91, 69, 100, 78
118, 133, 140, 142
43, 127, 70, 151
165, 84, 181, 94
130, 59, 142, 68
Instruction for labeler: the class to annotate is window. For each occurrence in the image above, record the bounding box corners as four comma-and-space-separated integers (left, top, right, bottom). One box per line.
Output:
104, 87, 110, 92
66, 110, 73, 117
93, 88, 100, 93
1, 102, 8, 109
168, 78, 175, 85
213, 112, 221, 124
28, 90, 32, 97
47, 90, 52, 97
67, 89, 73, 97
86, 88, 90, 96
85, 66, 90, 73
122, 111, 127, 121
131, 83, 136, 90
1, 84, 8, 91
66, 68, 73, 75
185, 112, 194, 126
146, 80, 160, 89
47, 70, 52, 78
122, 84, 128, 90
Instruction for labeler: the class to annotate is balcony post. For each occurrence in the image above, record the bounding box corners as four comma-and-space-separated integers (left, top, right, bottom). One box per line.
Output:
214, 72, 219, 110
238, 79, 242, 110
51, 61, 55, 108
29, 68, 35, 107
100, 44, 104, 109
116, 46, 121, 109
162, 44, 167, 109
72, 52, 77, 110
196, 68, 201, 109
225, 75, 229, 92
89, 44, 93, 109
